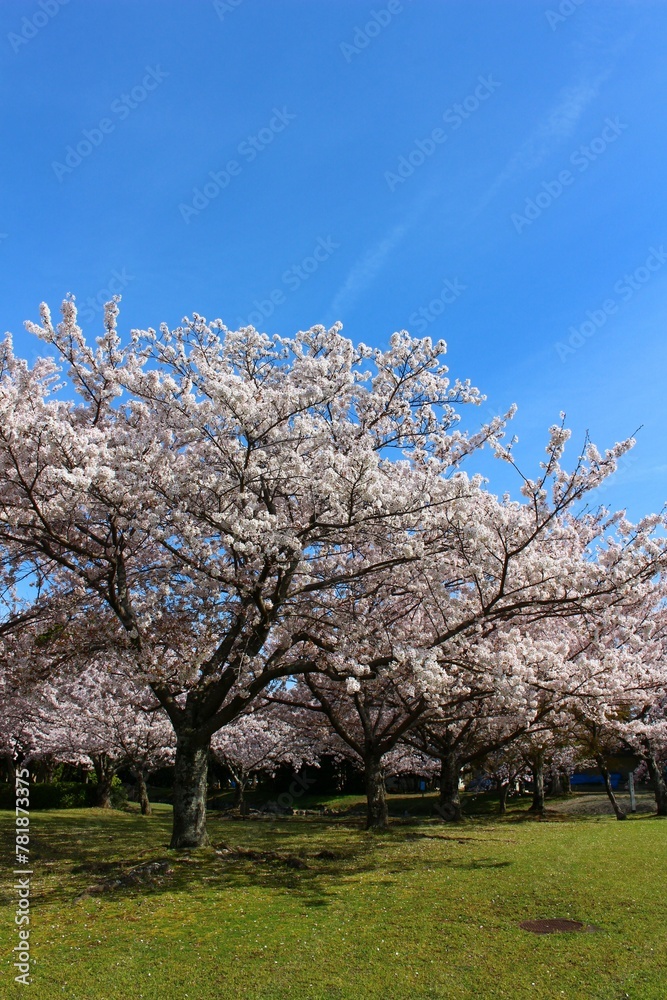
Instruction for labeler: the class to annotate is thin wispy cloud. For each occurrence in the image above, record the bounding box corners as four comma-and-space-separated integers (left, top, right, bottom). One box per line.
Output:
325, 189, 437, 324
326, 223, 408, 323
476, 72, 611, 211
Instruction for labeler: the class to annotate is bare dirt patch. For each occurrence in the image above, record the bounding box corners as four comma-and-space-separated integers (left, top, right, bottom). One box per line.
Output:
520, 918, 585, 933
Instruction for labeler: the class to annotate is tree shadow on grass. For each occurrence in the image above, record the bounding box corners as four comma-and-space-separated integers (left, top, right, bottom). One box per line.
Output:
443, 857, 513, 870
0, 808, 518, 914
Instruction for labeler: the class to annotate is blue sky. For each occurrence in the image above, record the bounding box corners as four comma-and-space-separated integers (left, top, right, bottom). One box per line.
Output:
1, 0, 666, 519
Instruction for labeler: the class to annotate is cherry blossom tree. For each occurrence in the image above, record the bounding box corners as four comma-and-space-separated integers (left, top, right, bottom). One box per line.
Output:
2, 299, 665, 848
575, 686, 667, 817
402, 627, 565, 822
480, 743, 529, 815
590, 609, 667, 816
272, 668, 438, 829
210, 706, 321, 813
29, 667, 174, 812
616, 697, 667, 815
558, 584, 667, 818
0, 300, 507, 846
0, 679, 40, 777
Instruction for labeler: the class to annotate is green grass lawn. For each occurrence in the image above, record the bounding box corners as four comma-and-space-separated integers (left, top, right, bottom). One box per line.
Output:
1, 797, 666, 999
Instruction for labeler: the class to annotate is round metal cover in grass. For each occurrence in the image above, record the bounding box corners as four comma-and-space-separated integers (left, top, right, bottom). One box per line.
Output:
519, 918, 585, 934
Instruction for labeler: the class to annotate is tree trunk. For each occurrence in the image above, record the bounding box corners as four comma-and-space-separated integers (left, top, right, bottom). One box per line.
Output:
549, 767, 563, 797
498, 782, 509, 815
595, 755, 627, 820
136, 770, 151, 816
529, 757, 545, 814
1, 754, 15, 783
93, 778, 112, 808
233, 777, 250, 817
646, 754, 667, 817
561, 770, 571, 796
170, 735, 210, 849
365, 753, 388, 830
35, 757, 56, 783
91, 754, 114, 809
437, 753, 462, 822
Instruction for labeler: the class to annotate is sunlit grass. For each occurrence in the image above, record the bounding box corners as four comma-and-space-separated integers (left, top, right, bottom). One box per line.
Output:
1, 798, 665, 999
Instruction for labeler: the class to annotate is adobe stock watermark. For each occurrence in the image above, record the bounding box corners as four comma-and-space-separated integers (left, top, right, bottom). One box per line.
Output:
511, 117, 627, 234
236, 235, 340, 328
77, 268, 135, 324
339, 0, 414, 63
14, 766, 32, 986
384, 75, 501, 191
179, 107, 296, 224
7, 0, 70, 55
408, 277, 466, 334
51, 66, 169, 182
545, 0, 586, 31
555, 245, 667, 362
213, 0, 246, 20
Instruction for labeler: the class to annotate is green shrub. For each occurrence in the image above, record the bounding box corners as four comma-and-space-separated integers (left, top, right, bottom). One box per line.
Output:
0, 781, 95, 809
0, 777, 128, 810
109, 775, 128, 809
